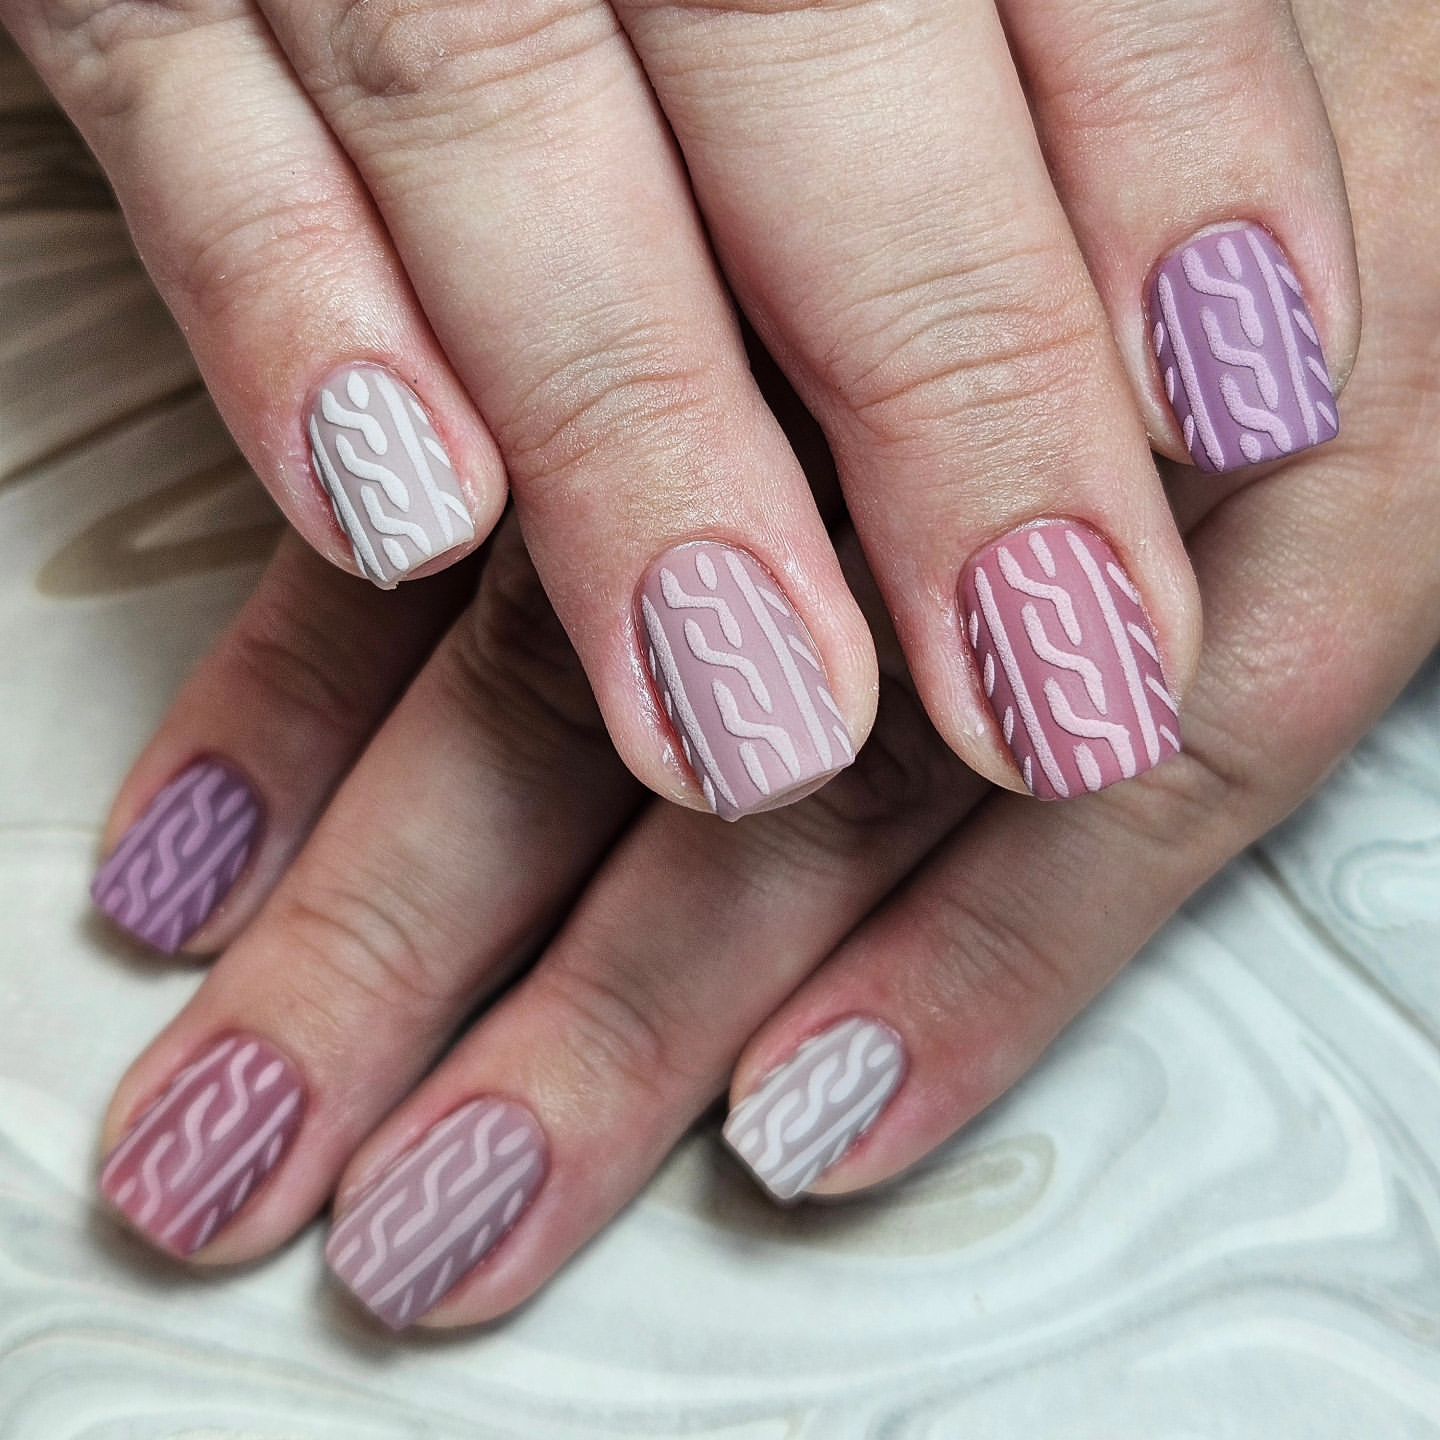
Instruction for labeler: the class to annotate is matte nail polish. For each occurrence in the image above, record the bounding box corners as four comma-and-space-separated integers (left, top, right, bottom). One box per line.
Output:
638, 541, 854, 820
308, 364, 475, 588
99, 1034, 304, 1256
1149, 223, 1338, 473
91, 758, 260, 954
326, 1098, 546, 1330
959, 520, 1181, 800
723, 1017, 905, 1202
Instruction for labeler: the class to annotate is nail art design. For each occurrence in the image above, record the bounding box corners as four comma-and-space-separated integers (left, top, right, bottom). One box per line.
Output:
99, 1034, 304, 1256
723, 1017, 904, 1202
1149, 223, 1337, 473
960, 520, 1181, 800
91, 759, 260, 954
639, 542, 854, 820
308, 364, 475, 588
326, 1099, 545, 1330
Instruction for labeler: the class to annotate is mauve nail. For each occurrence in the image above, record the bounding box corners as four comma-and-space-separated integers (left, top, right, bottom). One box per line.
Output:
99, 1034, 304, 1256
639, 541, 854, 820
326, 1098, 546, 1330
724, 1017, 905, 1203
91, 758, 260, 954
1149, 223, 1338, 473
959, 520, 1181, 800
308, 364, 475, 588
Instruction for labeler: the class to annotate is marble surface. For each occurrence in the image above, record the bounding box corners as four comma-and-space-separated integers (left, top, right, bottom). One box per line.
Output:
4, 34, 1440, 1438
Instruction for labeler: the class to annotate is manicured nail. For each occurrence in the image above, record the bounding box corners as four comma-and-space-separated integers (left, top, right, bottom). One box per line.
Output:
638, 541, 854, 820
99, 1034, 304, 1256
1149, 223, 1337, 473
308, 364, 475, 588
723, 1017, 905, 1203
960, 520, 1181, 800
326, 1098, 546, 1330
91, 758, 261, 954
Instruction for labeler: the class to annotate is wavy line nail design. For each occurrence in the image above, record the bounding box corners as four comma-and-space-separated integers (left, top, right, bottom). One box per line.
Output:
1149, 223, 1337, 473
91, 759, 260, 954
99, 1034, 304, 1256
308, 364, 475, 588
326, 1098, 546, 1330
724, 1017, 905, 1203
960, 520, 1181, 800
639, 541, 854, 820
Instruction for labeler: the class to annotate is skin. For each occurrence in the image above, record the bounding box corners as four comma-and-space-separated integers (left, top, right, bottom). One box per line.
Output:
1, 0, 1359, 813
77, 0, 1439, 1329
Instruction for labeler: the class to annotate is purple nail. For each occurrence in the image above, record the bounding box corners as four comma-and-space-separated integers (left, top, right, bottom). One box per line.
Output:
91, 759, 261, 954
960, 520, 1181, 800
638, 541, 854, 820
99, 1034, 304, 1256
1149, 223, 1338, 473
326, 1098, 546, 1330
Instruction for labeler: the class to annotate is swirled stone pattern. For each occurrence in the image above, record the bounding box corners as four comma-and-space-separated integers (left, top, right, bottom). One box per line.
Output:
1150, 223, 1338, 473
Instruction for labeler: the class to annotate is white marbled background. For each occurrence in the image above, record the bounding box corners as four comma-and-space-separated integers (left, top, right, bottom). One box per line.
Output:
3, 32, 1440, 1439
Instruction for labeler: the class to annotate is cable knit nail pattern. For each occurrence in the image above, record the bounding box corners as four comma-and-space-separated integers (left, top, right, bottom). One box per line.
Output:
91, 759, 260, 954
327, 1099, 545, 1330
308, 364, 475, 588
960, 521, 1181, 801
639, 542, 854, 821
99, 1035, 303, 1256
1150, 224, 1338, 473
723, 1018, 905, 1202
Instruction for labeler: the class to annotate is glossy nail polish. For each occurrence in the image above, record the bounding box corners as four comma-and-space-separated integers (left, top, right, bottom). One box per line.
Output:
724, 1017, 905, 1202
308, 364, 475, 588
99, 1034, 304, 1256
326, 1098, 546, 1330
638, 541, 854, 820
960, 520, 1181, 799
91, 758, 261, 954
1149, 223, 1338, 473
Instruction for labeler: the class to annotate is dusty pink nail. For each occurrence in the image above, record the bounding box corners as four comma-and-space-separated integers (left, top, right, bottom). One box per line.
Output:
960, 519, 1181, 799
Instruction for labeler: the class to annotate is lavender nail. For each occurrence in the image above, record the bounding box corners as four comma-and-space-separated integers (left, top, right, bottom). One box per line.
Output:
327, 1099, 546, 1330
99, 1034, 304, 1256
1149, 223, 1338, 473
91, 759, 260, 954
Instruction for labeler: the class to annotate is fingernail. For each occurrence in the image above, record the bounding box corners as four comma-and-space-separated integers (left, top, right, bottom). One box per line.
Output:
723, 1017, 905, 1203
326, 1098, 546, 1330
91, 758, 261, 954
1149, 222, 1338, 473
960, 520, 1181, 800
638, 541, 854, 820
99, 1034, 304, 1256
308, 364, 476, 589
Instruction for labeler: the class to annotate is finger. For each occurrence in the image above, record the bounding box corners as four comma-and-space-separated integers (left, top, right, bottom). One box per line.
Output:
95, 520, 641, 1261
2, 1, 506, 584
1001, 0, 1359, 472
615, 0, 1199, 800
248, 0, 877, 818
90, 532, 474, 955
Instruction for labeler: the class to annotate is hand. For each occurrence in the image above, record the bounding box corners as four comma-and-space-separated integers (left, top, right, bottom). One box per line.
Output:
87, 0, 1436, 1326
4, 0, 1359, 825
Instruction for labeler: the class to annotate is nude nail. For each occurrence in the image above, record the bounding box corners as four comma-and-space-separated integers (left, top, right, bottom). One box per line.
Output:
724, 1017, 905, 1202
308, 364, 475, 588
326, 1099, 546, 1330
638, 541, 854, 820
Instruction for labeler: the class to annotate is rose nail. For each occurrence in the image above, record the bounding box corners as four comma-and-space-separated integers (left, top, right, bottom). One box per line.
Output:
960, 519, 1181, 800
308, 363, 475, 588
1149, 222, 1338, 473
723, 1017, 905, 1202
91, 758, 261, 954
99, 1034, 304, 1256
638, 541, 854, 820
326, 1098, 546, 1330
